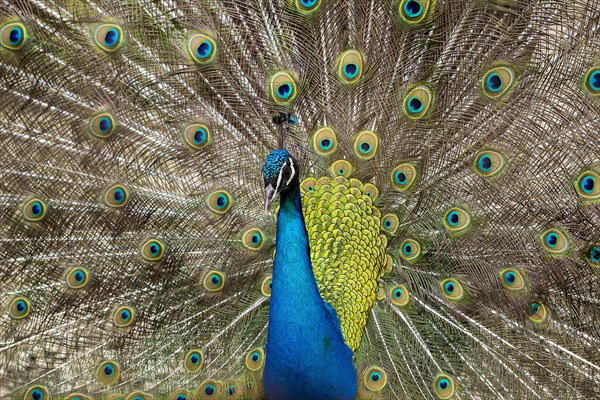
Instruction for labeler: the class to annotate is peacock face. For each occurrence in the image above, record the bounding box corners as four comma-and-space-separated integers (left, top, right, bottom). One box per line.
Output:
262, 149, 299, 210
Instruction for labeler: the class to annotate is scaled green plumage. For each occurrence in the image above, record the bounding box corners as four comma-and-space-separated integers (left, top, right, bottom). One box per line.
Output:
1, 0, 600, 399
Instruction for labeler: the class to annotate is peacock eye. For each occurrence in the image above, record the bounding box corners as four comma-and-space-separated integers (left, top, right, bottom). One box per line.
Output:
399, 0, 430, 23
184, 349, 203, 372
587, 245, 600, 267
433, 374, 455, 399
585, 67, 600, 95
474, 150, 506, 178
140, 239, 165, 261
207, 190, 233, 214
203, 270, 225, 292
113, 306, 135, 327
336, 50, 364, 84
500, 268, 525, 291
187, 33, 217, 64
260, 275, 273, 296
183, 123, 211, 150
540, 228, 569, 254
242, 228, 265, 250
402, 85, 433, 119
363, 366, 387, 391
391, 164, 417, 192
204, 384, 216, 395
93, 24, 124, 52
381, 214, 399, 235
96, 360, 120, 384
443, 207, 471, 232
24, 386, 50, 400
245, 347, 265, 371
353, 131, 378, 159
482, 66, 516, 99
1, 22, 28, 50
331, 160, 353, 178
440, 278, 464, 300
269, 71, 297, 104
296, 0, 320, 12
9, 297, 30, 319
22, 198, 47, 222
103, 184, 129, 207
527, 301, 548, 323
389, 284, 410, 306
88, 113, 116, 139
399, 238, 421, 262
66, 267, 90, 289
575, 170, 599, 201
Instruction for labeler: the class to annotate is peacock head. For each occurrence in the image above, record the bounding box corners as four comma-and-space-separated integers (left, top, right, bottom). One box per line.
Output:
262, 149, 299, 210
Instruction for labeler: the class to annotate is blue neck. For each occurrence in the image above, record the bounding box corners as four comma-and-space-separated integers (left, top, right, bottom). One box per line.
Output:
263, 183, 357, 400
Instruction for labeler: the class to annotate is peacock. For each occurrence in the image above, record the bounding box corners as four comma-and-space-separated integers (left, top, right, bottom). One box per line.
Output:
1, 0, 600, 399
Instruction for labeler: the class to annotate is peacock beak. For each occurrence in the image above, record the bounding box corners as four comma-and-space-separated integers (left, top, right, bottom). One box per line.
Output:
264, 183, 277, 212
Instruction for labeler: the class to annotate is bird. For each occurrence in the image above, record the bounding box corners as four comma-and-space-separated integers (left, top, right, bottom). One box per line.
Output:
1, 0, 600, 399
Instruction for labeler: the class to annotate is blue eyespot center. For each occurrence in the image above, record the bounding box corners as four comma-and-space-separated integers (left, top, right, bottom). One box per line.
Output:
99, 117, 112, 133
216, 194, 228, 208
590, 247, 600, 263
269, 279, 272, 289
74, 270, 85, 283
447, 211, 459, 226
120, 310, 130, 321
300, 0, 318, 6
395, 171, 407, 185
113, 188, 125, 203
478, 155, 492, 172
204, 385, 215, 395
31, 389, 43, 400
384, 219, 391, 228
16, 300, 27, 313
150, 243, 160, 255
190, 353, 200, 364
251, 351, 260, 362
438, 378, 449, 390
529, 302, 540, 315
343, 63, 359, 79
104, 28, 119, 47
486, 73, 502, 92
545, 232, 558, 248
320, 138, 332, 150
393, 288, 402, 298
504, 271, 516, 284
404, 0, 423, 17
277, 83, 292, 99
589, 70, 600, 91
359, 142, 371, 153
227, 386, 236, 395
9, 27, 23, 45
580, 175, 595, 193
407, 96, 423, 113
370, 372, 381, 382
177, 396, 187, 400
194, 128, 206, 144
444, 282, 454, 293
338, 169, 344, 175
196, 41, 213, 58
211, 274, 221, 286
403, 243, 413, 255
104, 364, 114, 376
31, 201, 43, 216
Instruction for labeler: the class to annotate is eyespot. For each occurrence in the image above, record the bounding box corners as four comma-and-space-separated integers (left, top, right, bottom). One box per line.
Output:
585, 67, 600, 95
363, 366, 387, 391
22, 197, 47, 222
1, 22, 27, 50
187, 33, 217, 64
203, 270, 225, 292
140, 239, 165, 261
391, 163, 417, 191
440, 278, 464, 300
97, 360, 120, 385
443, 207, 471, 232
88, 113, 116, 139
399, 0, 430, 23
245, 347, 265, 371
184, 349, 203, 372
381, 214, 399, 235
575, 170, 599, 201
527, 302, 548, 323
402, 85, 433, 119
389, 284, 410, 306
65, 266, 90, 289
206, 190, 233, 215
540, 228, 570, 254
353, 131, 378, 160
225, 385, 237, 396
482, 66, 516, 99
331, 160, 354, 178
169, 390, 192, 400
93, 24, 124, 52
312, 127, 337, 155
183, 123, 212, 150
336, 50, 364, 84
433, 374, 456, 399
242, 228, 265, 251
377, 286, 386, 301
113, 306, 135, 327
473, 150, 506, 178
500, 268, 526, 291
9, 297, 30, 319
399, 238, 421, 262
269, 71, 297, 104
301, 177, 317, 194
260, 275, 272, 297
65, 394, 92, 400
296, 0, 321, 13
103, 184, 129, 208
24, 386, 50, 400
126, 391, 152, 400
586, 244, 600, 268
199, 380, 221, 397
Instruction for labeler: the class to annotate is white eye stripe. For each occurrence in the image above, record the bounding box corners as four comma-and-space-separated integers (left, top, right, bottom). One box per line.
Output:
286, 157, 295, 186
272, 159, 287, 201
